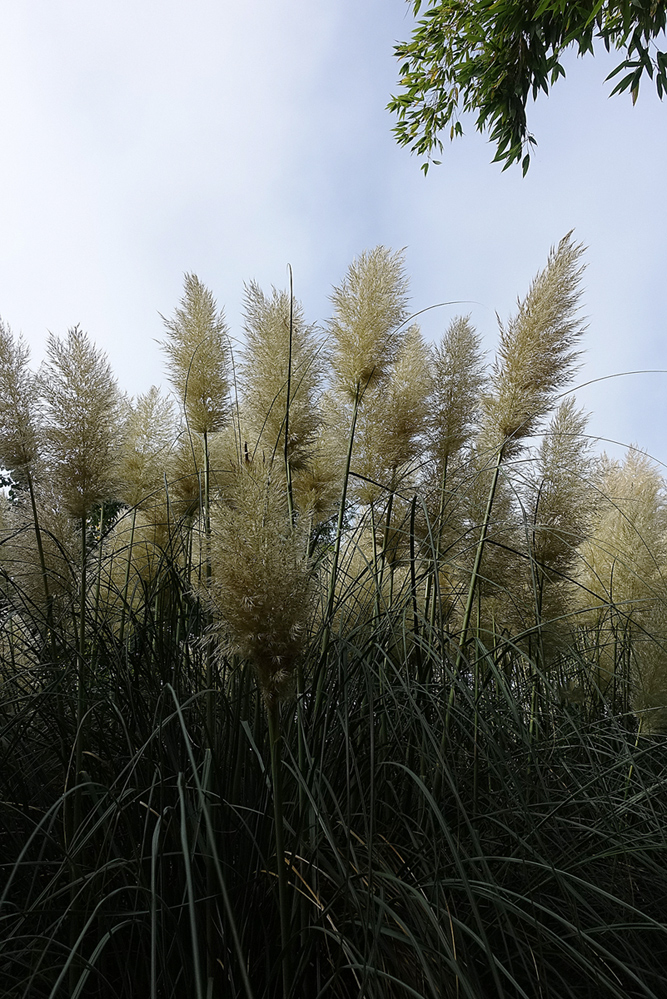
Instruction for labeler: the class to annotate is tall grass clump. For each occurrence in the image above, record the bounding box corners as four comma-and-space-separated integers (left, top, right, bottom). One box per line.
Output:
2, 237, 667, 999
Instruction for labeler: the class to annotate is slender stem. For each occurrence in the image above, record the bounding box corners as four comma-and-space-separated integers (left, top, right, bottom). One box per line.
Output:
409, 495, 421, 674
526, 492, 545, 741
317, 383, 360, 699
456, 447, 504, 667
118, 507, 137, 646
370, 502, 380, 623
267, 699, 291, 998
436, 447, 503, 800
69, 514, 88, 998
93, 503, 104, 629
427, 455, 448, 633
284, 264, 295, 522
202, 430, 216, 988
26, 468, 54, 642
295, 660, 310, 951
26, 467, 65, 769
74, 515, 88, 830
377, 480, 395, 614
203, 431, 214, 739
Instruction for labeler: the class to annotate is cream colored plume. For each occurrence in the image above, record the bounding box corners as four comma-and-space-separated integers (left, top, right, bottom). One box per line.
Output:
0, 319, 41, 474
328, 246, 409, 398
575, 450, 667, 710
240, 282, 324, 471
576, 450, 667, 617
0, 488, 77, 615
291, 428, 343, 527
95, 509, 167, 623
351, 325, 431, 504
40, 326, 121, 520
118, 386, 178, 509
160, 273, 231, 436
208, 467, 313, 704
428, 315, 486, 471
530, 398, 593, 577
165, 424, 241, 524
481, 233, 586, 458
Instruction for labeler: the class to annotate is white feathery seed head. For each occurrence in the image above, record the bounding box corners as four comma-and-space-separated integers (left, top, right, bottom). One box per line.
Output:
208, 467, 313, 705
118, 386, 178, 509
530, 397, 593, 574
328, 246, 409, 398
40, 325, 121, 519
0, 319, 42, 474
161, 273, 231, 435
240, 281, 324, 469
429, 315, 486, 469
352, 324, 431, 504
481, 233, 586, 458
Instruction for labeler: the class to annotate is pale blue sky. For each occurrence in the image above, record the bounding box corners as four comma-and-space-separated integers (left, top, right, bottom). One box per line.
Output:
0, 1, 665, 462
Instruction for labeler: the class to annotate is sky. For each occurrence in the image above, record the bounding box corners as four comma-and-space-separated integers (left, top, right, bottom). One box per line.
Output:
0, 1, 665, 465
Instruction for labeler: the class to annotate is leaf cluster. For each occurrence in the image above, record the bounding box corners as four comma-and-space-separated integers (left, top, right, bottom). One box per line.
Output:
389, 0, 667, 173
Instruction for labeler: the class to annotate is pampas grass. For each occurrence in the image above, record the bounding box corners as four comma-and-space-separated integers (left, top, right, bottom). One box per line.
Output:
241, 282, 324, 472
40, 326, 121, 520
481, 231, 586, 457
160, 273, 231, 437
208, 465, 313, 706
0, 319, 41, 473
2, 239, 667, 999
329, 245, 409, 397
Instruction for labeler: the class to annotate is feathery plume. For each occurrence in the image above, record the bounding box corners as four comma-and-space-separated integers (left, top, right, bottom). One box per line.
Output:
117, 386, 178, 509
96, 509, 166, 621
428, 315, 486, 470
328, 246, 409, 398
576, 450, 667, 616
208, 468, 313, 705
530, 398, 593, 576
481, 233, 586, 458
453, 235, 586, 673
575, 450, 667, 705
165, 423, 241, 525
0, 484, 77, 614
160, 273, 231, 435
40, 326, 121, 519
240, 282, 324, 470
291, 423, 343, 527
630, 606, 667, 735
0, 319, 41, 473
459, 449, 523, 606
352, 325, 431, 504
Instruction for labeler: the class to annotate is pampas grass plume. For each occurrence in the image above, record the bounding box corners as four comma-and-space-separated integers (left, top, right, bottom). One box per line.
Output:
118, 386, 178, 509
576, 450, 667, 616
429, 315, 486, 470
0, 490, 76, 613
40, 326, 121, 519
328, 246, 409, 397
482, 233, 586, 457
0, 319, 41, 473
209, 468, 312, 704
352, 324, 431, 504
530, 397, 593, 575
241, 282, 324, 470
161, 273, 231, 436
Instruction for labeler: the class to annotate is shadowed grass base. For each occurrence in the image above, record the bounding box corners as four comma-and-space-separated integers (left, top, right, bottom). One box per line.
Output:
2, 597, 667, 999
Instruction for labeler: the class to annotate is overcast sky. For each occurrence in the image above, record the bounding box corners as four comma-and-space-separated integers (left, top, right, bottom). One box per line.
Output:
0, 1, 665, 464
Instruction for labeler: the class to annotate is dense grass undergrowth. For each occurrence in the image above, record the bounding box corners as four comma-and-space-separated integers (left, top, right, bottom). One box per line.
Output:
2, 236, 667, 997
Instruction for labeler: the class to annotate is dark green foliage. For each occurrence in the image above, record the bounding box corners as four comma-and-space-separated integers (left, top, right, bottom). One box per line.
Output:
2, 537, 667, 998
389, 1, 667, 173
